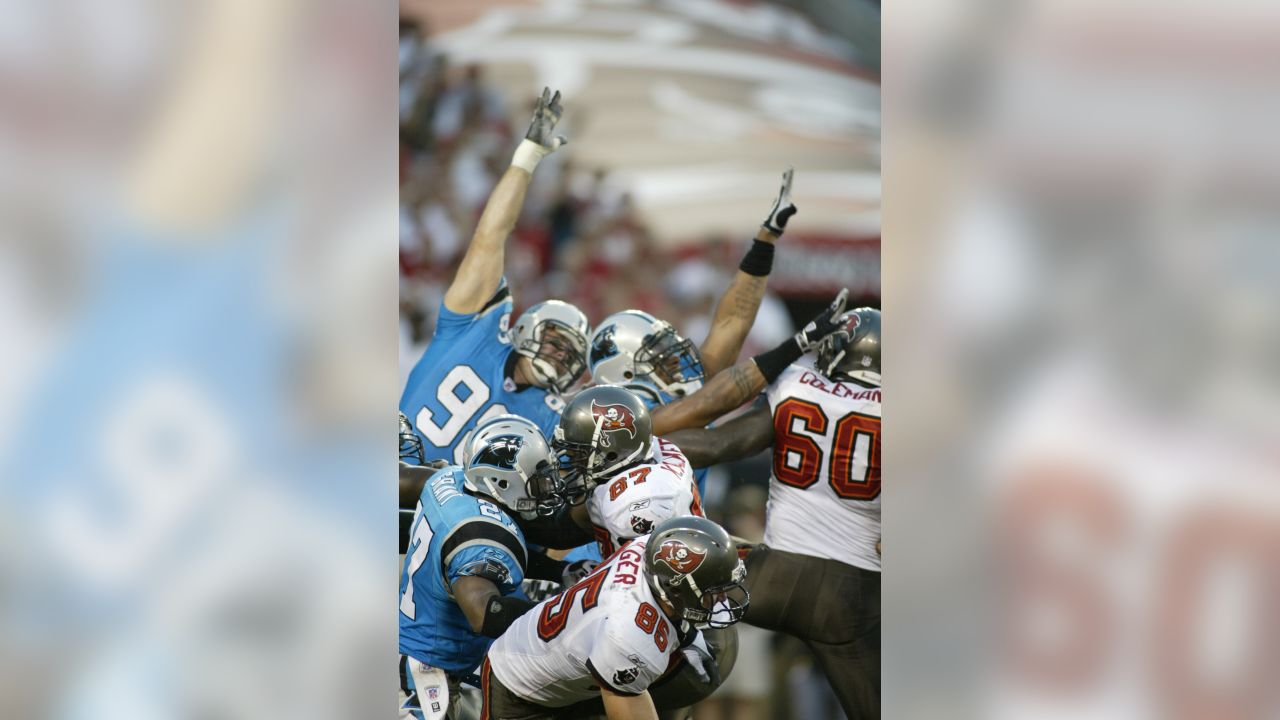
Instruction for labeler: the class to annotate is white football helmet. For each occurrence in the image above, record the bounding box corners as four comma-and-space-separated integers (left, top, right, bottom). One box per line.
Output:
463, 415, 565, 520
511, 300, 591, 393
588, 310, 704, 405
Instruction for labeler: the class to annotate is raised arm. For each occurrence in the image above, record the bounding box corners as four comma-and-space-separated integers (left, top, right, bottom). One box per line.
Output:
698, 168, 798, 377
443, 87, 567, 314
652, 288, 852, 435
664, 397, 775, 468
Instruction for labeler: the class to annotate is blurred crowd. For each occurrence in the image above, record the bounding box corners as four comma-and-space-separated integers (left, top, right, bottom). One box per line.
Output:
397, 17, 796, 389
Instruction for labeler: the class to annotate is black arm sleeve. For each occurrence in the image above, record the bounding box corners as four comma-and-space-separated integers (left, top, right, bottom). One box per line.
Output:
751, 338, 804, 385
479, 595, 537, 638
525, 550, 568, 582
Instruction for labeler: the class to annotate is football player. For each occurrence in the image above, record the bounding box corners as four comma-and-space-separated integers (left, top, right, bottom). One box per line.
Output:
480, 516, 748, 720
546, 290, 854, 570
400, 415, 583, 720
588, 168, 799, 497
552, 386, 702, 560
400, 87, 589, 468
554, 386, 737, 720
665, 309, 882, 719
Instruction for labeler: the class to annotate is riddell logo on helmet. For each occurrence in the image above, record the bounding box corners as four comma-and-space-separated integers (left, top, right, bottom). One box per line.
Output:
590, 401, 635, 438
654, 540, 707, 574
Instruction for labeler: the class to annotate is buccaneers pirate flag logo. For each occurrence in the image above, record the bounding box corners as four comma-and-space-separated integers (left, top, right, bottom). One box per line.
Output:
654, 540, 707, 575
590, 400, 636, 439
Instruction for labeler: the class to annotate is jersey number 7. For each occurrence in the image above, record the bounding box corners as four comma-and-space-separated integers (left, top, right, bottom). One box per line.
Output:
773, 398, 880, 500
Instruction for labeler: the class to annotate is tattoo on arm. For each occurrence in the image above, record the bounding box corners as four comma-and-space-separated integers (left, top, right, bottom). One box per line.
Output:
652, 360, 765, 434
700, 272, 767, 377
726, 363, 762, 405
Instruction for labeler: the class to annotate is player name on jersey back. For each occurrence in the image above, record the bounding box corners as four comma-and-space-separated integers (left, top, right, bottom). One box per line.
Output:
486, 536, 681, 706
587, 438, 702, 557
765, 364, 882, 572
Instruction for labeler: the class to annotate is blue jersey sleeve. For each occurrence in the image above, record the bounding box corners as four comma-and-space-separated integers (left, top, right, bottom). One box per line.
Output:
440, 517, 527, 596
434, 281, 514, 346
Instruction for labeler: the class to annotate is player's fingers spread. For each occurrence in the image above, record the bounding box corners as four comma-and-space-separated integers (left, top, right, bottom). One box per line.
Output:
550, 89, 561, 108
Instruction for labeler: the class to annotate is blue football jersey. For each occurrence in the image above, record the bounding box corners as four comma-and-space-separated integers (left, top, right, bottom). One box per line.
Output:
399, 466, 529, 674
400, 284, 566, 464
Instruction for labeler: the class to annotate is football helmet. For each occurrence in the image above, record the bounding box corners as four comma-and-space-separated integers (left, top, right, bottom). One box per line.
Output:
644, 516, 749, 629
511, 300, 591, 393
589, 310, 704, 405
399, 411, 425, 465
815, 307, 880, 387
552, 385, 652, 491
463, 415, 565, 520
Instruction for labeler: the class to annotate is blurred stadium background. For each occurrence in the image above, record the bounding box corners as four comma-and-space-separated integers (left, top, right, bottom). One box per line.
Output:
7, 1, 1268, 719
399, 0, 879, 717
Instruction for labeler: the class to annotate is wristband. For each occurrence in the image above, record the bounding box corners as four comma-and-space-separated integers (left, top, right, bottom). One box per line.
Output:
480, 595, 537, 638
511, 138, 552, 173
751, 338, 804, 384
738, 239, 776, 276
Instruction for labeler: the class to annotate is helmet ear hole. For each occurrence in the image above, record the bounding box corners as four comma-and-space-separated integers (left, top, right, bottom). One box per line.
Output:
623, 371, 633, 379
498, 479, 509, 490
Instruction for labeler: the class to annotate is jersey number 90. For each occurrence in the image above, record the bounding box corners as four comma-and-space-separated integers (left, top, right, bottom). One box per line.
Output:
414, 366, 510, 464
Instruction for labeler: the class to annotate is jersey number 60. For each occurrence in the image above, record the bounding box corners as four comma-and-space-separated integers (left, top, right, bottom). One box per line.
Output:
773, 398, 880, 500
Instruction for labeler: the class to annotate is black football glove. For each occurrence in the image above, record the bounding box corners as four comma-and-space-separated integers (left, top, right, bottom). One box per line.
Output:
761, 166, 798, 235
752, 288, 853, 384
794, 288, 852, 352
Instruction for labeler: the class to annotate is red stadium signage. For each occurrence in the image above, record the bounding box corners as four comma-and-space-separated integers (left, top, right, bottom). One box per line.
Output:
770, 235, 880, 299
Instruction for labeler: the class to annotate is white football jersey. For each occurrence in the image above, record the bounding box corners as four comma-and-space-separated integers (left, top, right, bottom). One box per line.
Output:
586, 437, 703, 557
764, 363, 881, 571
486, 535, 682, 707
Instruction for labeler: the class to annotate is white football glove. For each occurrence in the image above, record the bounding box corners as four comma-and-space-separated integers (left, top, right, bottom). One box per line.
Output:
762, 166, 798, 235
681, 631, 718, 686
512, 87, 568, 173
794, 288, 853, 353
561, 558, 598, 587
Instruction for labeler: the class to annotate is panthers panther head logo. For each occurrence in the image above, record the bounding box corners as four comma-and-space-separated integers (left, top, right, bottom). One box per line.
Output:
591, 324, 619, 365
472, 435, 523, 470
654, 540, 707, 575
590, 401, 636, 439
